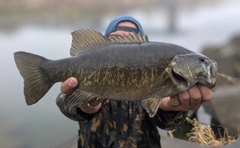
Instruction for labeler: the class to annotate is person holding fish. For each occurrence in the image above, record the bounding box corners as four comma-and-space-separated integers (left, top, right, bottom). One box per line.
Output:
54, 15, 214, 148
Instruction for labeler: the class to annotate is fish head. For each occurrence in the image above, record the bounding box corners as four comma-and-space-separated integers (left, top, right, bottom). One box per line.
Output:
170, 53, 218, 89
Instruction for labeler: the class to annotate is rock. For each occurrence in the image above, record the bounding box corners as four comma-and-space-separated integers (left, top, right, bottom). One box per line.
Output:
202, 33, 240, 86
200, 33, 240, 135
210, 85, 240, 135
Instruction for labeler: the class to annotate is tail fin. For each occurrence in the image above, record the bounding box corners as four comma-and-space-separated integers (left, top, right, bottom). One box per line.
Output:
14, 51, 53, 105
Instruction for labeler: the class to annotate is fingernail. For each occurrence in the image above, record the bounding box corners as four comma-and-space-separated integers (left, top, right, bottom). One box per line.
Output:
69, 78, 77, 87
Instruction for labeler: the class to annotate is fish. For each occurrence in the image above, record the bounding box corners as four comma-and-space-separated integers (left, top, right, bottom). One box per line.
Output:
14, 29, 218, 117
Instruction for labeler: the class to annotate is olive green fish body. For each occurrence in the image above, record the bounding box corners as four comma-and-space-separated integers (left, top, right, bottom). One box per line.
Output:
14, 29, 218, 117
70, 42, 192, 100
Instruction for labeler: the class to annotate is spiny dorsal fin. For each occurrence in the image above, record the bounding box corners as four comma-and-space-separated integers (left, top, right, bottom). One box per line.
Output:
70, 29, 149, 56
70, 29, 109, 56
109, 33, 149, 44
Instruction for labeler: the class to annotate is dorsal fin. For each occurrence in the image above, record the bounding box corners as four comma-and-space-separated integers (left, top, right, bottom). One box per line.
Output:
70, 29, 149, 56
109, 33, 149, 44
70, 29, 109, 56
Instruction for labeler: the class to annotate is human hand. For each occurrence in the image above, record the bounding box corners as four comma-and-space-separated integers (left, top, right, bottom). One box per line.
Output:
159, 83, 212, 111
60, 77, 103, 114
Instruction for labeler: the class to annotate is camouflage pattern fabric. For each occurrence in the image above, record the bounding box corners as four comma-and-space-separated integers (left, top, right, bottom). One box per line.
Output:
56, 94, 187, 148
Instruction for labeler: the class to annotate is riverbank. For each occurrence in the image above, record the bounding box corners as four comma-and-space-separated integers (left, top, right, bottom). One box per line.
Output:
0, 0, 219, 31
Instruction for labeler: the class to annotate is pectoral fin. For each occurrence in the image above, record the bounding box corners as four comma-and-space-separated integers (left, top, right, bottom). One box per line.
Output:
141, 98, 162, 118
64, 88, 97, 108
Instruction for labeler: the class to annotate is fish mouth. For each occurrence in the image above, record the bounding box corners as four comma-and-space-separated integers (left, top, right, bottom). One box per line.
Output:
202, 64, 217, 88
171, 69, 188, 87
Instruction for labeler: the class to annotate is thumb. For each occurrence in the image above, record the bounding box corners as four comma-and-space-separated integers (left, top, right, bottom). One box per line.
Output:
60, 77, 78, 94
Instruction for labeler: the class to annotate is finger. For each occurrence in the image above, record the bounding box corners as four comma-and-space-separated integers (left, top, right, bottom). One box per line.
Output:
168, 95, 180, 106
60, 77, 78, 94
159, 97, 179, 111
88, 98, 104, 107
160, 97, 193, 111
188, 85, 201, 107
80, 98, 104, 110
197, 84, 213, 102
178, 90, 190, 108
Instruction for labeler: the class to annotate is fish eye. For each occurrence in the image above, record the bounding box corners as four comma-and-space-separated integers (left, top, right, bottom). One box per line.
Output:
199, 56, 205, 63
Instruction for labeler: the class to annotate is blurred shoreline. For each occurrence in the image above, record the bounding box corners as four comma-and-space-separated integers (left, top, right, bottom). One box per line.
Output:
0, 0, 220, 31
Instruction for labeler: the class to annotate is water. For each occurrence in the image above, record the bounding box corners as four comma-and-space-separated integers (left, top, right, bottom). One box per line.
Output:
0, 27, 79, 148
1, 0, 240, 147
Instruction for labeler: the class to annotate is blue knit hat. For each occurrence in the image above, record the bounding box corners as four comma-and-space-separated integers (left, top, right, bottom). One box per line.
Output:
104, 15, 144, 37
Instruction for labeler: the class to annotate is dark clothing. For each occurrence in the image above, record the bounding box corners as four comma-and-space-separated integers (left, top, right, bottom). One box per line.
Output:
56, 94, 187, 148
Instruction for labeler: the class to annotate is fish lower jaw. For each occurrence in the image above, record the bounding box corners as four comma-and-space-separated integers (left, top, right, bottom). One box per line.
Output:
199, 77, 216, 89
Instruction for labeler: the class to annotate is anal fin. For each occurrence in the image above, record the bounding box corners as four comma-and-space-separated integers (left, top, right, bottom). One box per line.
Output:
64, 88, 97, 108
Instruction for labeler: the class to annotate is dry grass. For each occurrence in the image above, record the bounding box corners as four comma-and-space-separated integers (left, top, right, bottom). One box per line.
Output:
217, 60, 240, 84
168, 118, 238, 147
234, 61, 240, 76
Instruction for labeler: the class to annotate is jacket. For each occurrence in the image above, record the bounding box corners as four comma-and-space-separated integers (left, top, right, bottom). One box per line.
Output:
56, 94, 187, 148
